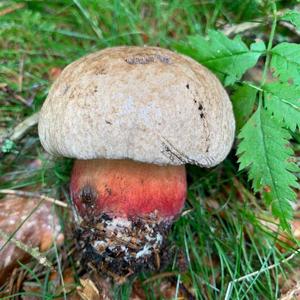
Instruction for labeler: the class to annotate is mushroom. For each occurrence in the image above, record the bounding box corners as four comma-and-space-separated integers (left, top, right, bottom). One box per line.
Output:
38, 46, 235, 279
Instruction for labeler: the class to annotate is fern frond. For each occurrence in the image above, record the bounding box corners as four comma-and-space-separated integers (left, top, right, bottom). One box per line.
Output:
237, 105, 299, 228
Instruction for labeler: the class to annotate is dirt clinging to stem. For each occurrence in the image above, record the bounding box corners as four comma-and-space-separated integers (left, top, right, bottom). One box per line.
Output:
75, 212, 174, 283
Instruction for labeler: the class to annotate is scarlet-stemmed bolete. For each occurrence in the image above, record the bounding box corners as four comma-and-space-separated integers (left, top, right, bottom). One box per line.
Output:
38, 46, 235, 279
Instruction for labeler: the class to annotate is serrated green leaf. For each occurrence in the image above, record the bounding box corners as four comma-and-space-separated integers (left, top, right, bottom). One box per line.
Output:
281, 10, 300, 31
237, 106, 298, 228
271, 43, 300, 85
175, 30, 265, 86
232, 84, 257, 130
263, 82, 300, 131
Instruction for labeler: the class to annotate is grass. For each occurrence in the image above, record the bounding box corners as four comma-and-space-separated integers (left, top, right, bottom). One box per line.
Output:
0, 0, 300, 299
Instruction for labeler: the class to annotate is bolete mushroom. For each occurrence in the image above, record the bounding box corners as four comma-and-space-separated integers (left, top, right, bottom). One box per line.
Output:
38, 46, 235, 278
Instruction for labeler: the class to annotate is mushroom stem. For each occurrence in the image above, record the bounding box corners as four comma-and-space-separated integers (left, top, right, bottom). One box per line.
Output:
71, 159, 186, 219
70, 159, 186, 278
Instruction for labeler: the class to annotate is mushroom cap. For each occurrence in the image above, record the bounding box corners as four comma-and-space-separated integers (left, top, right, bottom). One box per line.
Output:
38, 46, 235, 167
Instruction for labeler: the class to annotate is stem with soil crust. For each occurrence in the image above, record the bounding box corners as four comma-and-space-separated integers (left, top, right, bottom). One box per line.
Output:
70, 159, 187, 279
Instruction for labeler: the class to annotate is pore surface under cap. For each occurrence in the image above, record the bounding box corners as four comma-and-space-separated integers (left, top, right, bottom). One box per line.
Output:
38, 46, 235, 167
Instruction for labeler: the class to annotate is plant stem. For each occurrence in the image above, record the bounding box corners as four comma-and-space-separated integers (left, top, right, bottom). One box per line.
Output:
0, 229, 52, 268
261, 1, 277, 87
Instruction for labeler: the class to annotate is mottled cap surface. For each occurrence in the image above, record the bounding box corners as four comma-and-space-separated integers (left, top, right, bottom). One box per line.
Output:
38, 46, 235, 167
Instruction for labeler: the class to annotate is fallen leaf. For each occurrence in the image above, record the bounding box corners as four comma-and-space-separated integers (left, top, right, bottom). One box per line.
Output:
279, 269, 300, 300
0, 194, 62, 284
77, 278, 100, 300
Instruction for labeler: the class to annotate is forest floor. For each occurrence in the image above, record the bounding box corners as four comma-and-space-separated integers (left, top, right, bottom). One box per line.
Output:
0, 1, 300, 299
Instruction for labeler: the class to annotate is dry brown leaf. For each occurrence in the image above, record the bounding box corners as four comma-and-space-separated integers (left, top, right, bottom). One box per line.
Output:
260, 219, 300, 251
0, 194, 62, 284
77, 278, 100, 300
279, 284, 300, 300
279, 269, 300, 300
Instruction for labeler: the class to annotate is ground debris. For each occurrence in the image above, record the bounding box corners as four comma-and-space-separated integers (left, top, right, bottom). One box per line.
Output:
75, 212, 174, 283
279, 268, 300, 300
0, 112, 39, 154
0, 194, 62, 284
77, 277, 101, 300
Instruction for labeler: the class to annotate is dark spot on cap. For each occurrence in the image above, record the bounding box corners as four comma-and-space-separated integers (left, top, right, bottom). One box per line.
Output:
63, 85, 69, 95
186, 84, 189, 89
95, 67, 107, 75
200, 113, 205, 118
125, 54, 171, 65
206, 145, 210, 153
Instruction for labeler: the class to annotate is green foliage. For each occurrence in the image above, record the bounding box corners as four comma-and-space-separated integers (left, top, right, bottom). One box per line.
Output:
175, 31, 265, 86
1, 139, 15, 153
263, 82, 300, 131
271, 43, 300, 85
222, 0, 263, 21
281, 10, 300, 31
232, 84, 257, 130
237, 105, 298, 227
176, 6, 300, 227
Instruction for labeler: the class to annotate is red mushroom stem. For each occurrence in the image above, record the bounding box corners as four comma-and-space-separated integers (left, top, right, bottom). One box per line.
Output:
71, 159, 186, 219
70, 159, 187, 278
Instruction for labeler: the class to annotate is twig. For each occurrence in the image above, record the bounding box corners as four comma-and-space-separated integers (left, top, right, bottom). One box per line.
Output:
0, 113, 39, 150
143, 271, 178, 284
9, 112, 39, 141
14, 94, 28, 106
280, 20, 300, 38
174, 274, 181, 300
0, 189, 68, 208
221, 22, 262, 36
221, 7, 290, 36
0, 229, 52, 268
181, 209, 194, 217
224, 248, 300, 300
0, 83, 30, 107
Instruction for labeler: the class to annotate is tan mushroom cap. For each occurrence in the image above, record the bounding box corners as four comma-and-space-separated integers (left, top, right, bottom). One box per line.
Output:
38, 46, 235, 167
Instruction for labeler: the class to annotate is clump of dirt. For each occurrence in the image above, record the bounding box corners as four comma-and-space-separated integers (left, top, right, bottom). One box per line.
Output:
75, 212, 175, 283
